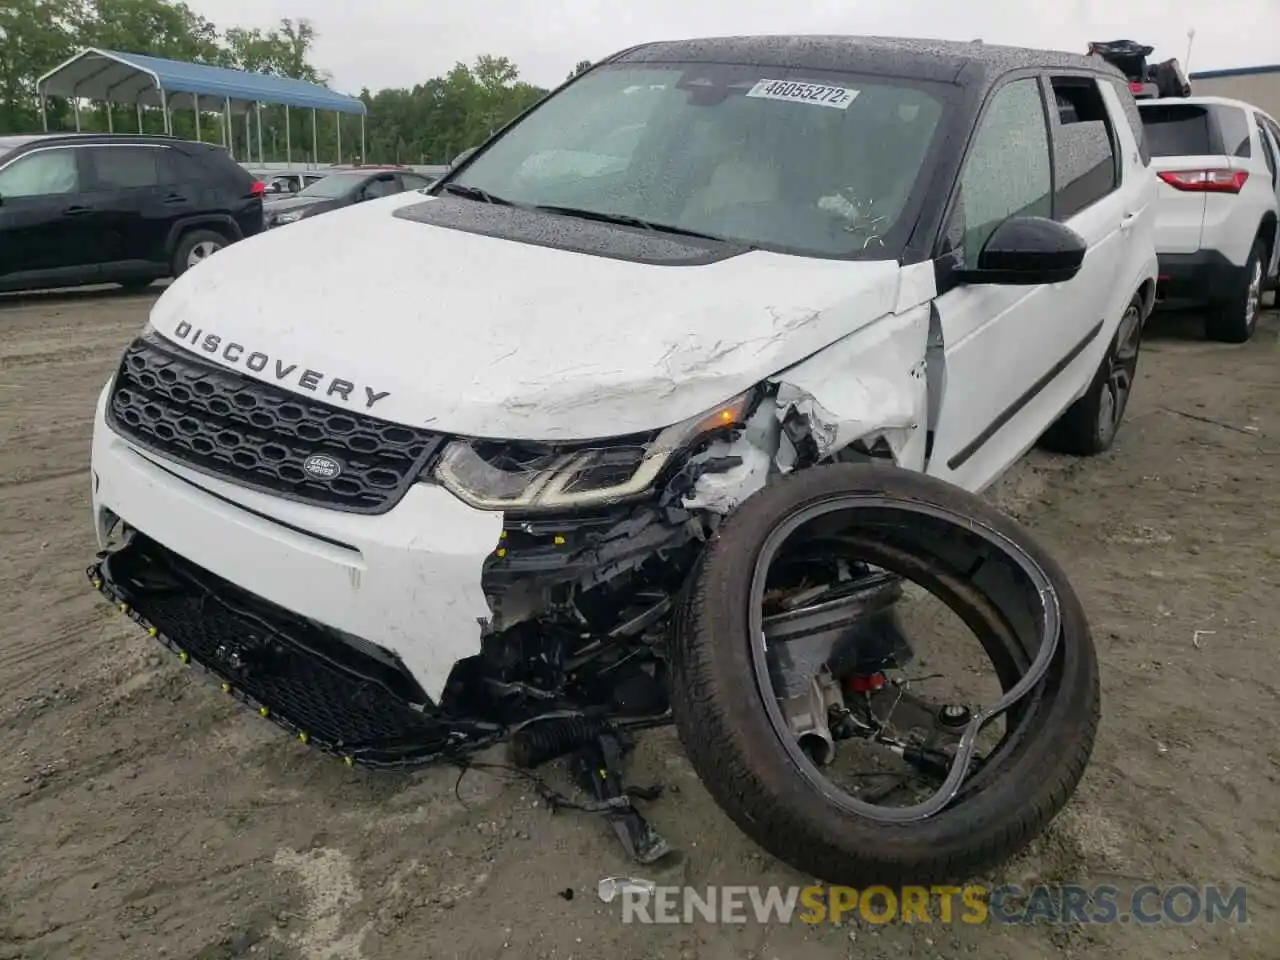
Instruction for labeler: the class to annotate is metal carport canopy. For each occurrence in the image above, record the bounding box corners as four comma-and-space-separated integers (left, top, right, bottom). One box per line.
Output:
36, 48, 366, 114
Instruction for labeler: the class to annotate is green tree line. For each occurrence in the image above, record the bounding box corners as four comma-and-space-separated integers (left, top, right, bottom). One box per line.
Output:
0, 0, 588, 164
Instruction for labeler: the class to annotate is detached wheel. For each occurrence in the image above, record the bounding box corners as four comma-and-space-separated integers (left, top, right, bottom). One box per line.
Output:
669, 462, 1099, 886
1039, 294, 1143, 456
171, 230, 228, 278
1205, 239, 1264, 343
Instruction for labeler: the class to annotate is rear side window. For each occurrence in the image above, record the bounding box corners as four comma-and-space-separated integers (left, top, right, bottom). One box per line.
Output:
1264, 115, 1280, 151
1213, 105, 1252, 158
1256, 118, 1277, 179
187, 145, 254, 188
1139, 103, 1212, 156
1048, 77, 1120, 220
1106, 77, 1150, 165
88, 146, 166, 189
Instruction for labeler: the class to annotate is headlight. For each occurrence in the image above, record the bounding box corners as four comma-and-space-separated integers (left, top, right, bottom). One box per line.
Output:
432, 391, 754, 511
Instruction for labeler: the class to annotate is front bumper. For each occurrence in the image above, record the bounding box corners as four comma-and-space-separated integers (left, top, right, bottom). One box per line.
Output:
90, 381, 503, 706
1155, 250, 1247, 307
87, 534, 498, 766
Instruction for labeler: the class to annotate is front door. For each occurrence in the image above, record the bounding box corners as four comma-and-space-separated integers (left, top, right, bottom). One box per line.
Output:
926, 76, 1060, 492
0, 146, 90, 280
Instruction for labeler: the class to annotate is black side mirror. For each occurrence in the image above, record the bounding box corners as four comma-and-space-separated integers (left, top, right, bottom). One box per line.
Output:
955, 216, 1087, 286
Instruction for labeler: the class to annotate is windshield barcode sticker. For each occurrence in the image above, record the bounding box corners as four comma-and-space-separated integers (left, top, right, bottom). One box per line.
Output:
745, 79, 860, 109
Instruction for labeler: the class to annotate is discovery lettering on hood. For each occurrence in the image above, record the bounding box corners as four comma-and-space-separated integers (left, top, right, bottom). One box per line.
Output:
170, 320, 391, 410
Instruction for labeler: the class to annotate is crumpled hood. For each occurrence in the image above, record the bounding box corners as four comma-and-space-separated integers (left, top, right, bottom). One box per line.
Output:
150, 193, 906, 440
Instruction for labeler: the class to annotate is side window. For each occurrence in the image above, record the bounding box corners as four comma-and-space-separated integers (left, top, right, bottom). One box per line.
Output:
89, 146, 165, 189
1106, 77, 1150, 166
1264, 117, 1280, 155
948, 78, 1052, 265
398, 174, 429, 191
1048, 77, 1120, 220
363, 175, 398, 199
1255, 117, 1277, 181
0, 149, 80, 198
1215, 106, 1253, 158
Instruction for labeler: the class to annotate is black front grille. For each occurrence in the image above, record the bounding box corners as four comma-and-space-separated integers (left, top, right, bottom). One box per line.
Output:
107, 335, 446, 513
90, 535, 489, 767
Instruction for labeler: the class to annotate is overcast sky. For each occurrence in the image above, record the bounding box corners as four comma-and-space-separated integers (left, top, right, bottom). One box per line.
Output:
188, 0, 1275, 95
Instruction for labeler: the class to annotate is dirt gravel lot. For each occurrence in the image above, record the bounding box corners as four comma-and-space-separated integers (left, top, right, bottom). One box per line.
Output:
0, 286, 1277, 960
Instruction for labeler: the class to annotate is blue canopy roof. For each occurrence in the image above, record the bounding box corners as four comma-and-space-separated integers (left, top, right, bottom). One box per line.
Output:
36, 48, 366, 115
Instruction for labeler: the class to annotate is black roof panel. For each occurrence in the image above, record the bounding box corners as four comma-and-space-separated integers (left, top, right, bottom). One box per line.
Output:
614, 35, 1123, 88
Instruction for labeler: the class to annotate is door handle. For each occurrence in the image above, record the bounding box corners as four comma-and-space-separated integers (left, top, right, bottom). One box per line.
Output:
1120, 212, 1139, 231
163, 194, 188, 204
62, 205, 91, 216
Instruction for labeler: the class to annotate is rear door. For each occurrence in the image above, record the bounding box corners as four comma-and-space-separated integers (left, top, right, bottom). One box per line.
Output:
81, 144, 180, 267
1043, 74, 1128, 330
0, 145, 92, 278
1251, 113, 1280, 278
1137, 101, 1232, 252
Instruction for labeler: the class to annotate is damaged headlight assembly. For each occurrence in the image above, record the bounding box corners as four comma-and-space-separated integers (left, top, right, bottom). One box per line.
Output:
429, 391, 756, 511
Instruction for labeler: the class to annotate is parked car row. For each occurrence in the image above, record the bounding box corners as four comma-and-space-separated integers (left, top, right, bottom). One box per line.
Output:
262, 167, 433, 229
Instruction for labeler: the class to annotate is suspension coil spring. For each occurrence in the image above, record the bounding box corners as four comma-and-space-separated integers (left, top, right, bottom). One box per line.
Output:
509, 716, 613, 769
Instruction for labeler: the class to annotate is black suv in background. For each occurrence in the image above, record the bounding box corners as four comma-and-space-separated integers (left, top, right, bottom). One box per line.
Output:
0, 133, 265, 295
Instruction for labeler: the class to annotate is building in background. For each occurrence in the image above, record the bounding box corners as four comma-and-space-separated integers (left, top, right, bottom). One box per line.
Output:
1190, 65, 1280, 117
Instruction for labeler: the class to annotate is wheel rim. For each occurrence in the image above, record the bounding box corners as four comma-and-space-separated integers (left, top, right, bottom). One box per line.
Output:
1245, 258, 1263, 332
1097, 303, 1142, 446
746, 495, 1064, 825
187, 240, 222, 268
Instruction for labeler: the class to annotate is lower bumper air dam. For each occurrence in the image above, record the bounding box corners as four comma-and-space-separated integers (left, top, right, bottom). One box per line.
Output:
87, 532, 502, 768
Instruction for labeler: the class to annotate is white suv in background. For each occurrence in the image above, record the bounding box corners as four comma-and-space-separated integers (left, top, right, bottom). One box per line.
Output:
1138, 95, 1280, 341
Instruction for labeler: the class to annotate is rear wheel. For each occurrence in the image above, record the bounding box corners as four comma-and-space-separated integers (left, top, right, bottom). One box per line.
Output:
171, 229, 228, 278
1039, 294, 1143, 456
1205, 239, 1264, 343
668, 462, 1100, 885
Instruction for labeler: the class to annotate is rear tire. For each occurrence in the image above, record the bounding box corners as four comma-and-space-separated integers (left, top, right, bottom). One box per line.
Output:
668, 462, 1100, 885
1039, 294, 1144, 456
171, 229, 228, 278
1205, 239, 1264, 343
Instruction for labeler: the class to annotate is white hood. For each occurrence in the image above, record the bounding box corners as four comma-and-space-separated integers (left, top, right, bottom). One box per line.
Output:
150, 193, 905, 440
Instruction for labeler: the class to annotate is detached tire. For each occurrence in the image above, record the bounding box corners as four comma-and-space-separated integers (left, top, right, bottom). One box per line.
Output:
171, 229, 228, 278
1205, 239, 1264, 343
1039, 293, 1144, 456
669, 462, 1100, 885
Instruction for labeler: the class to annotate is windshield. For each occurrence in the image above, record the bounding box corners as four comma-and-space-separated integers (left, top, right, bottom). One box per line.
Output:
297, 172, 366, 199
447, 62, 948, 258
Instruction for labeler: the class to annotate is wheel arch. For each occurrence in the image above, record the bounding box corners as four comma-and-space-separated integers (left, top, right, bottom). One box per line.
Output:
164, 216, 242, 257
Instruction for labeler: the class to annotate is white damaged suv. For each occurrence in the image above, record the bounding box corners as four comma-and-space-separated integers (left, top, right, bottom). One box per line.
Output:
90, 37, 1156, 883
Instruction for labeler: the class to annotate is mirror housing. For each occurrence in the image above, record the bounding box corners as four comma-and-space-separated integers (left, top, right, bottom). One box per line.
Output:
954, 216, 1087, 286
